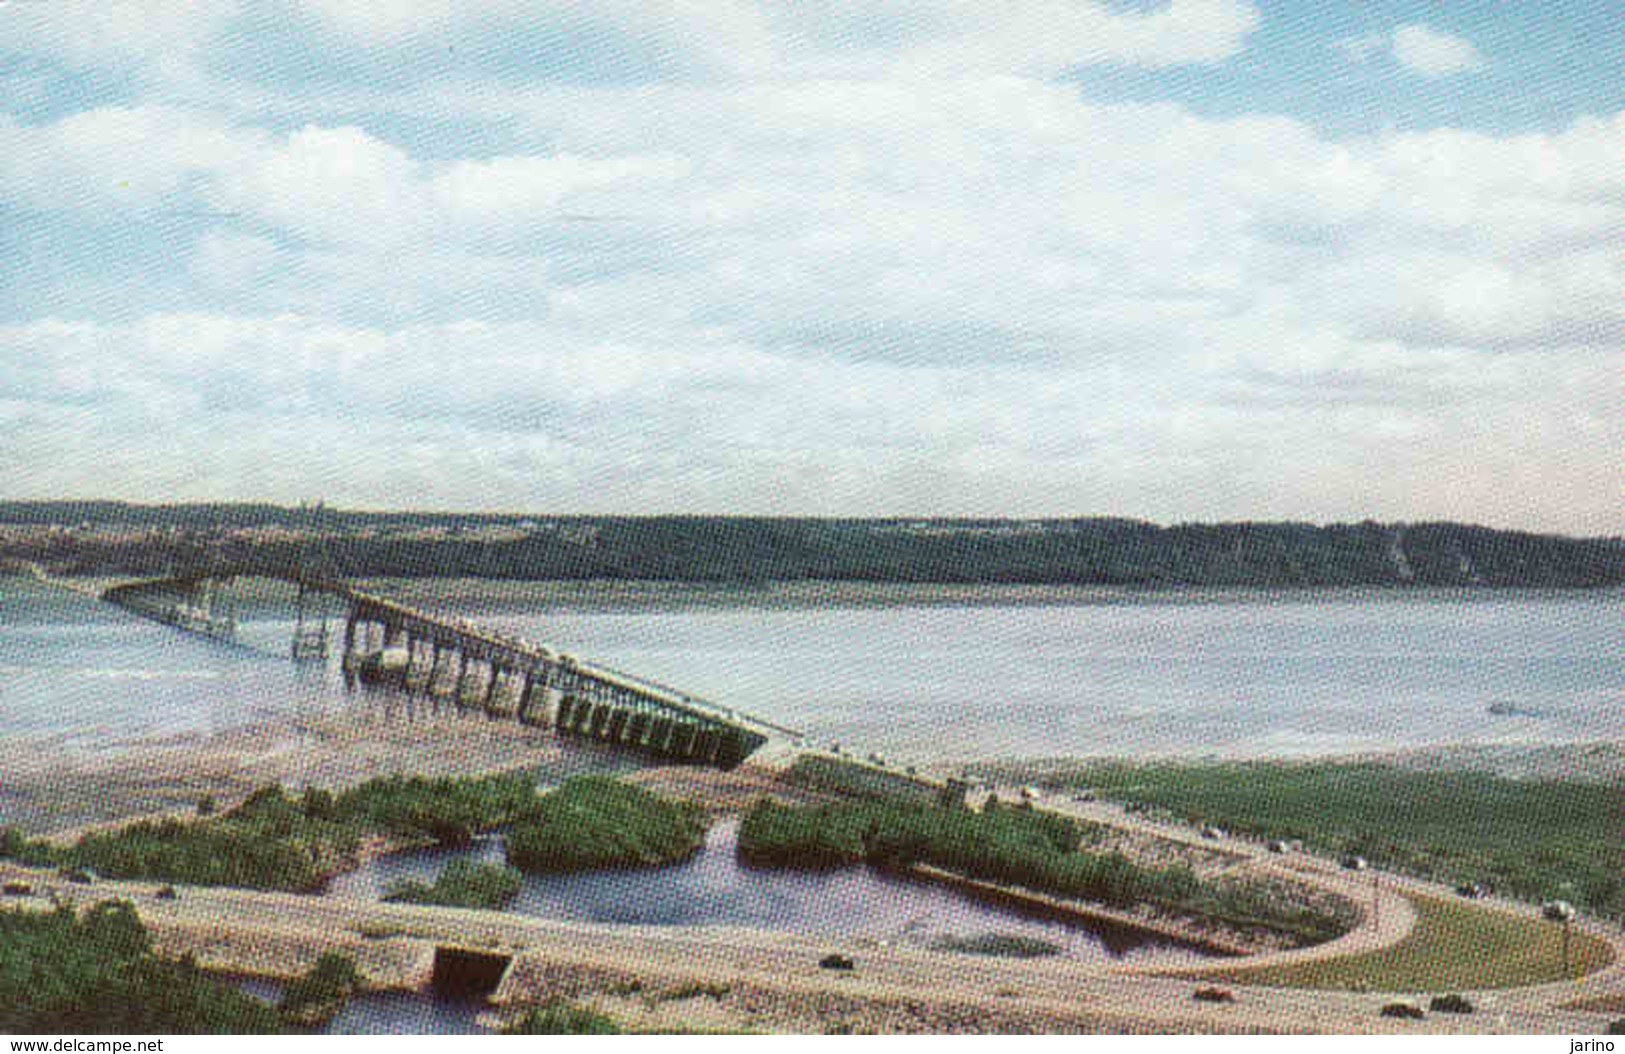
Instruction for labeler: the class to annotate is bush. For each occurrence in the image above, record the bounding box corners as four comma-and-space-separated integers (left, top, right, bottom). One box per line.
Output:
0, 902, 285, 1034
383, 860, 523, 909
336, 773, 538, 846
502, 1001, 620, 1035
279, 952, 361, 1026
506, 777, 708, 873
930, 933, 1062, 959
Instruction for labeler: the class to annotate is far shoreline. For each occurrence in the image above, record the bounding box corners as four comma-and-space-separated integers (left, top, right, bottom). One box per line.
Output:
297, 577, 1625, 616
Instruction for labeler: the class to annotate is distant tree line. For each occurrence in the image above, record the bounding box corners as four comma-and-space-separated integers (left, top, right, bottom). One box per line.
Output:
2, 502, 1621, 587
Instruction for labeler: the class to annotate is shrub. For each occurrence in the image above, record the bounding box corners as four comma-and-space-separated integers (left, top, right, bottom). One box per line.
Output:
506, 777, 707, 873
0, 902, 284, 1034
336, 773, 537, 846
383, 860, 523, 909
279, 952, 361, 1025
930, 933, 1063, 959
502, 1001, 620, 1035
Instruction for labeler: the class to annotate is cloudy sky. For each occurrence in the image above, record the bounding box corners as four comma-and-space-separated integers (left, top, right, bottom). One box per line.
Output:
1, 2, 1620, 531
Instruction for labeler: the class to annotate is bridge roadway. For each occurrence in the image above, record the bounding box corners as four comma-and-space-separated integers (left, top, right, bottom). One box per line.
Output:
102, 568, 799, 770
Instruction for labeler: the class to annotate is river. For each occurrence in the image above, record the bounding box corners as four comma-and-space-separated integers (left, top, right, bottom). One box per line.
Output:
1, 578, 1619, 763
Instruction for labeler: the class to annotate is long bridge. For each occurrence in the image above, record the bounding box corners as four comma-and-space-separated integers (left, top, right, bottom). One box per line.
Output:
101, 567, 798, 770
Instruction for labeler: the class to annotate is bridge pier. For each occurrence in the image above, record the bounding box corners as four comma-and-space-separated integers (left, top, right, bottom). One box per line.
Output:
103, 570, 786, 771
455, 652, 475, 707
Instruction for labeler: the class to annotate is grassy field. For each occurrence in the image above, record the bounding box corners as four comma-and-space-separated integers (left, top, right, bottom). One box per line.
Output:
1204, 893, 1614, 991
1021, 761, 1622, 918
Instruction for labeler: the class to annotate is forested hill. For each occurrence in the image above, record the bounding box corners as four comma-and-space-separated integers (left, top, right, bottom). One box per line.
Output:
1, 503, 1621, 588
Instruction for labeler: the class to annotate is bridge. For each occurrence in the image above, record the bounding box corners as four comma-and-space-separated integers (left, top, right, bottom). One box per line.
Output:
101, 566, 798, 770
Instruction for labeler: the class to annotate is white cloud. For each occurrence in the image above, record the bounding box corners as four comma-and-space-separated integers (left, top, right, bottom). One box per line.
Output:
1, 7, 1621, 529
2, 310, 1618, 528
3, 0, 1259, 93
0, 2, 239, 82
1340, 23, 1486, 78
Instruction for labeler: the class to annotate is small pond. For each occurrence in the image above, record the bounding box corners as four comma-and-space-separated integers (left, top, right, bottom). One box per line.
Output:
326, 819, 1212, 965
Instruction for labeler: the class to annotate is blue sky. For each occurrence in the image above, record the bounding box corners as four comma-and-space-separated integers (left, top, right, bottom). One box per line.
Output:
0, 2, 1620, 530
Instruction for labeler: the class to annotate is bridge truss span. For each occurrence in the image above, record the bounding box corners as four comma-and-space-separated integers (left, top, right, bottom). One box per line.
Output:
102, 569, 797, 770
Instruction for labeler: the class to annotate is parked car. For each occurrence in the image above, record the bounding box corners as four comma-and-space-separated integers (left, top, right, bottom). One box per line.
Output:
1267, 840, 1290, 854
154, 885, 178, 900
2, 881, 31, 897
60, 867, 97, 885
1542, 900, 1576, 922
819, 954, 855, 972
1429, 994, 1474, 1014
1340, 855, 1369, 871
1192, 987, 1235, 1004
1200, 826, 1227, 841
1454, 883, 1487, 899
1379, 1001, 1425, 1020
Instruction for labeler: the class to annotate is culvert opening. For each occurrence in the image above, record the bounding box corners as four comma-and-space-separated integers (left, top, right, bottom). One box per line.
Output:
431, 947, 512, 1000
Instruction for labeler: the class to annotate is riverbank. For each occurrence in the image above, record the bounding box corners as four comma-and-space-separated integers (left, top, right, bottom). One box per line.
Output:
972, 751, 1624, 920
0, 710, 581, 838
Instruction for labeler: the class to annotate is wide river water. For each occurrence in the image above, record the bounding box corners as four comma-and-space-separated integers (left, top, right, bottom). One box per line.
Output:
1, 579, 1619, 763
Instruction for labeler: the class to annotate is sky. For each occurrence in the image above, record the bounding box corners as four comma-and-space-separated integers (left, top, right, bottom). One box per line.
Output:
0, 1, 1621, 532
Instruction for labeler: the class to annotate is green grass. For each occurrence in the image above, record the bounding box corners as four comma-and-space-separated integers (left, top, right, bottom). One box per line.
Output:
1207, 893, 1615, 991
383, 860, 523, 909
1032, 761, 1623, 917
506, 777, 709, 873
739, 799, 1355, 945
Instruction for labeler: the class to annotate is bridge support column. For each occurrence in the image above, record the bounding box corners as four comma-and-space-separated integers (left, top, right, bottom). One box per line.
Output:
455, 652, 472, 706
605, 706, 629, 743
517, 673, 548, 727
482, 666, 500, 714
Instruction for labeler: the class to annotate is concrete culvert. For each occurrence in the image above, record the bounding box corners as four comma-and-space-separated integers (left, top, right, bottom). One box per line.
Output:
431, 947, 512, 1000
